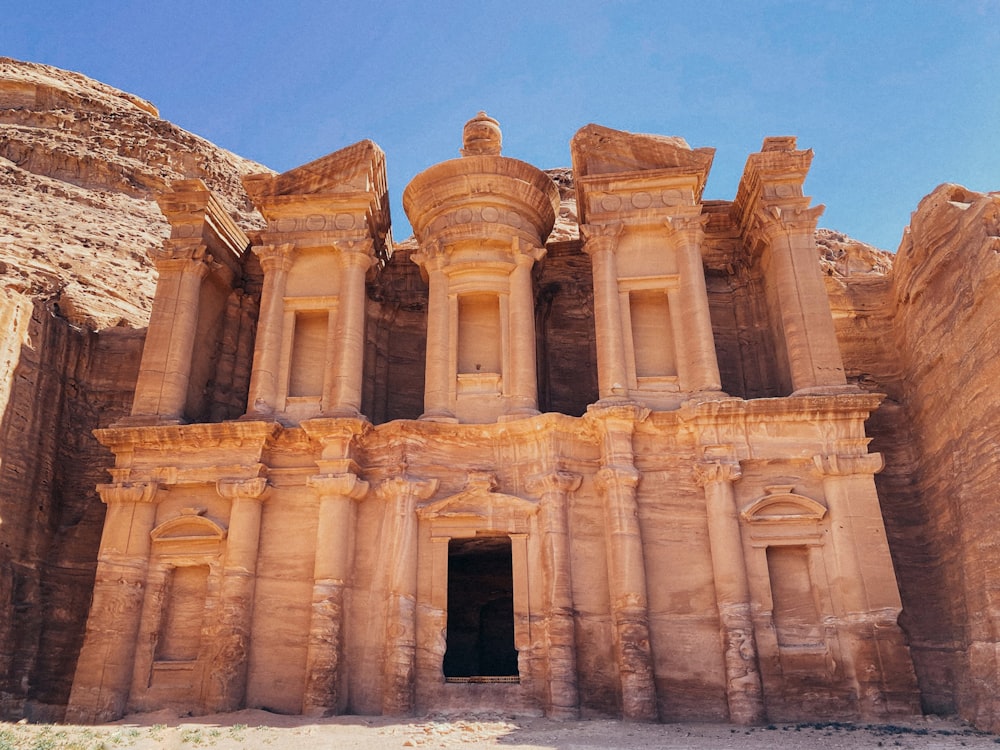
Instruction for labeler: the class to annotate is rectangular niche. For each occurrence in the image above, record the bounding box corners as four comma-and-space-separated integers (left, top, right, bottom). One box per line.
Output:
156, 565, 209, 662
288, 310, 329, 397
629, 288, 677, 378
457, 293, 501, 376
443, 536, 518, 681
765, 545, 824, 648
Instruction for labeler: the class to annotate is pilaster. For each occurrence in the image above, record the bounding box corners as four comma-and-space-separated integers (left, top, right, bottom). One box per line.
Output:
246, 243, 297, 417
66, 481, 160, 723
377, 474, 438, 715
693, 457, 765, 725
734, 137, 848, 394
526, 470, 583, 719
581, 223, 630, 403
589, 403, 657, 720
663, 214, 722, 394
301, 470, 369, 715
326, 240, 376, 417
204, 476, 270, 713
813, 451, 920, 719
128, 241, 211, 422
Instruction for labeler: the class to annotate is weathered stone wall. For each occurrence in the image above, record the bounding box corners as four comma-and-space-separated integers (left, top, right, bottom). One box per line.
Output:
889, 185, 1000, 730
0, 292, 144, 720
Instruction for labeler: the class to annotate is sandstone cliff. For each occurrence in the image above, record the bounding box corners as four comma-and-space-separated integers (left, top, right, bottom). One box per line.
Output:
0, 57, 267, 719
2, 56, 999, 733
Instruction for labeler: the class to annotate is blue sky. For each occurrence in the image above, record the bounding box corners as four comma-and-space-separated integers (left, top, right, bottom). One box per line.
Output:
4, 1, 998, 250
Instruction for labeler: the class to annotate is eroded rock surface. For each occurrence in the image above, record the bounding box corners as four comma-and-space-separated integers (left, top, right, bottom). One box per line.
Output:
0, 57, 267, 720
1, 57, 999, 734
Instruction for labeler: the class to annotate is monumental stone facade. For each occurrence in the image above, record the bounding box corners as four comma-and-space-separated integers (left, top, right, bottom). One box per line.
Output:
65, 115, 921, 723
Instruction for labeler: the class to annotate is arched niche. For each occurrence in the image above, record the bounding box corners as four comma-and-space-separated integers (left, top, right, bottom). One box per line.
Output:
740, 491, 827, 525
150, 509, 227, 548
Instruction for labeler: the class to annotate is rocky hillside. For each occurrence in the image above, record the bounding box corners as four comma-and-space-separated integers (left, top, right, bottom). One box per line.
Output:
0, 58, 269, 720
0, 57, 267, 328
2, 57, 999, 734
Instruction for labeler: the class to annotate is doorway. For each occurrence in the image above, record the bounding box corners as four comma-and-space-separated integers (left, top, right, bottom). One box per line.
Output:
443, 536, 518, 680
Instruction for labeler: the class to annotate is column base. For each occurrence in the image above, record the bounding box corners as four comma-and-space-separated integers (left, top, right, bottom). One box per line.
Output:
791, 384, 863, 397
498, 407, 540, 422
323, 405, 362, 419
419, 410, 458, 423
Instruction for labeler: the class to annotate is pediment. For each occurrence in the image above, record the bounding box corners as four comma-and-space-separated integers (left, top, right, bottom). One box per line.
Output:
151, 511, 227, 543
741, 493, 827, 524
570, 124, 715, 179
416, 488, 538, 522
243, 140, 385, 199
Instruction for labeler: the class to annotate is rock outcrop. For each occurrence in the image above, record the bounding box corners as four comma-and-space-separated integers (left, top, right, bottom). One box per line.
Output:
1, 56, 999, 733
0, 57, 267, 720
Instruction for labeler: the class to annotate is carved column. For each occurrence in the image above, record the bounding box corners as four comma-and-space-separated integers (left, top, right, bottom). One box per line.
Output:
813, 452, 915, 719
694, 459, 765, 724
591, 405, 657, 720
506, 245, 544, 418
301, 471, 368, 715
527, 470, 582, 719
418, 245, 455, 421
246, 243, 297, 417
379, 475, 438, 715
130, 242, 211, 421
755, 207, 846, 393
66, 481, 159, 723
581, 223, 629, 402
326, 241, 375, 417
664, 215, 722, 394
205, 477, 270, 713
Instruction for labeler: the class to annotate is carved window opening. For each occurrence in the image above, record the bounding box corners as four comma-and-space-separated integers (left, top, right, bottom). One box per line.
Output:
457, 293, 501, 376
155, 565, 209, 662
443, 536, 518, 681
628, 289, 676, 378
766, 545, 823, 648
288, 310, 329, 398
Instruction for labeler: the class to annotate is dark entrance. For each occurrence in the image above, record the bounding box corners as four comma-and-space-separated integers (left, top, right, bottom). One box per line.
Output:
443, 536, 518, 680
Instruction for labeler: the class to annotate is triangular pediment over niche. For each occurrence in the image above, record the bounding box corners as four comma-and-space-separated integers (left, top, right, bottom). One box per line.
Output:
243, 139, 385, 198
416, 487, 538, 524
740, 492, 827, 524
570, 124, 715, 178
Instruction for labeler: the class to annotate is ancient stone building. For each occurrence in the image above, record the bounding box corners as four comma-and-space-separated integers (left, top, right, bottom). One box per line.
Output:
65, 114, 922, 724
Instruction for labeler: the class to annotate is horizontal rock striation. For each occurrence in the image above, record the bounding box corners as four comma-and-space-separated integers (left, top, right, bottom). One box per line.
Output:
0, 57, 268, 720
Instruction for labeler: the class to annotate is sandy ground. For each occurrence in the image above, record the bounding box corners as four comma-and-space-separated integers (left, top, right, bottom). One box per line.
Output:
1, 711, 999, 750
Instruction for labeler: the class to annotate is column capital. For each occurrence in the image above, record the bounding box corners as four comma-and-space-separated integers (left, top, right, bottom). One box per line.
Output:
216, 476, 270, 502
752, 204, 825, 241
662, 212, 708, 243
411, 239, 447, 271
376, 475, 439, 503
511, 237, 546, 264
253, 242, 297, 273
579, 222, 624, 255
335, 238, 377, 267
149, 240, 213, 276
693, 459, 742, 487
96, 481, 159, 505
595, 466, 640, 491
307, 472, 369, 501
526, 470, 582, 498
813, 452, 884, 477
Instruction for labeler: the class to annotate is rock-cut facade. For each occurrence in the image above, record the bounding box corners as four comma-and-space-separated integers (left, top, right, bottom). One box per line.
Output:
66, 114, 922, 723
